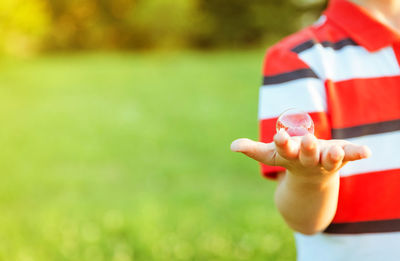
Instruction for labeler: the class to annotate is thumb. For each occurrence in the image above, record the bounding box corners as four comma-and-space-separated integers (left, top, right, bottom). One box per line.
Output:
231, 138, 276, 166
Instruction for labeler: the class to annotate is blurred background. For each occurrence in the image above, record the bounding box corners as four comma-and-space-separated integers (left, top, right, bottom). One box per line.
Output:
0, 0, 325, 260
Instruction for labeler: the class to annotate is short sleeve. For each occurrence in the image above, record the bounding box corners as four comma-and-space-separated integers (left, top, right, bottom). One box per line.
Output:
258, 46, 332, 179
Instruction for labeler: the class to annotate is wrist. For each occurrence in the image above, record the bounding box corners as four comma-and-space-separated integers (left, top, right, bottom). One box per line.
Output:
285, 169, 340, 190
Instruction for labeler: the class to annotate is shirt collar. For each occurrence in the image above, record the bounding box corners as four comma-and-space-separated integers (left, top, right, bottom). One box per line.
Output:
324, 0, 400, 51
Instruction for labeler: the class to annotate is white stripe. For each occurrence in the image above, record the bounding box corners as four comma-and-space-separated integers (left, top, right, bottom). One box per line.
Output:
299, 45, 400, 81
295, 232, 400, 261
313, 15, 327, 27
258, 78, 326, 119
340, 131, 400, 177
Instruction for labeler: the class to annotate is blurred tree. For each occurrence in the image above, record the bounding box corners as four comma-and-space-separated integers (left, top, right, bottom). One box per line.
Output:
192, 0, 327, 48
0, 0, 51, 56
0, 0, 327, 54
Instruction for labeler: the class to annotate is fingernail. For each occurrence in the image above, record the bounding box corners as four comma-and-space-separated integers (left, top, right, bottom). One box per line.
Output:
230, 139, 243, 152
361, 146, 372, 158
274, 134, 288, 146
278, 129, 288, 136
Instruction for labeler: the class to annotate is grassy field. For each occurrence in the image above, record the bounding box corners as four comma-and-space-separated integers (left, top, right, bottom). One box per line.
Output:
0, 51, 295, 260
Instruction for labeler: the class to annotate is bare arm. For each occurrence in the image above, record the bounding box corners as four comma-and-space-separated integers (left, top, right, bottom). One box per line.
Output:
231, 131, 371, 235
274, 171, 339, 234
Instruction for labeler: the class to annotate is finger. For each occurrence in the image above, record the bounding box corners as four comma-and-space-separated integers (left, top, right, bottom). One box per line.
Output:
321, 145, 345, 171
342, 144, 372, 162
299, 134, 319, 167
231, 138, 276, 166
273, 130, 299, 160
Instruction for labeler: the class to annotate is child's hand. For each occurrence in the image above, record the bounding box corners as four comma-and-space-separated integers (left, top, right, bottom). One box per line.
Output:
231, 130, 371, 179
231, 130, 372, 234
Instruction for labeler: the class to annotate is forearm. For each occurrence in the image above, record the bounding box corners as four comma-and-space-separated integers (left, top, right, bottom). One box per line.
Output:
274, 171, 340, 235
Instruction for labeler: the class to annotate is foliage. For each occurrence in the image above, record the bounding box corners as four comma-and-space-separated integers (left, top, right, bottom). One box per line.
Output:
0, 0, 51, 55
0, 0, 326, 54
193, 0, 326, 48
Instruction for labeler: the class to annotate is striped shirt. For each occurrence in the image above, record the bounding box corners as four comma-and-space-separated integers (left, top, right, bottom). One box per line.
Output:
258, 0, 400, 260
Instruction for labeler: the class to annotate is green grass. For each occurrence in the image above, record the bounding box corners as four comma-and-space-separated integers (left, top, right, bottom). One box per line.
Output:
0, 51, 295, 260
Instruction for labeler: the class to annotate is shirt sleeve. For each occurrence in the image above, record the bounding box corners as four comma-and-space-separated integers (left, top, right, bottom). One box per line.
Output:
259, 46, 332, 179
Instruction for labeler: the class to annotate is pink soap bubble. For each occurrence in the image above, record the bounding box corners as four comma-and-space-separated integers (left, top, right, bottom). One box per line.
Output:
276, 108, 314, 137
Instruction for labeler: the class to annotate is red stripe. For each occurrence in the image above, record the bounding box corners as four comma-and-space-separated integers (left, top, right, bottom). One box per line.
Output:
333, 169, 400, 223
326, 77, 400, 129
261, 164, 284, 179
263, 48, 310, 76
259, 111, 331, 178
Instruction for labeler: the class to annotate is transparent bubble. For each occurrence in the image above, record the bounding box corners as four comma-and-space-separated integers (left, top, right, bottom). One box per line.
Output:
276, 108, 314, 136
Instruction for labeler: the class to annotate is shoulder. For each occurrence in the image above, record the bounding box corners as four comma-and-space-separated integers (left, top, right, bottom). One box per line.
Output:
262, 27, 317, 77
268, 15, 348, 55
262, 16, 349, 76
269, 27, 316, 56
